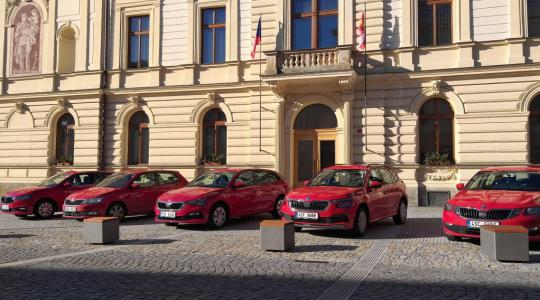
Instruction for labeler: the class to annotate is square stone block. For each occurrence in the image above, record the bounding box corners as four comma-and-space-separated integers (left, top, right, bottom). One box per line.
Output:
260, 220, 295, 251
83, 217, 120, 244
480, 225, 529, 262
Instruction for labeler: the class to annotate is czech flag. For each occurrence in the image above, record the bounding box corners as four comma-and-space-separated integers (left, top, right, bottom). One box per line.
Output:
251, 17, 262, 59
357, 12, 366, 51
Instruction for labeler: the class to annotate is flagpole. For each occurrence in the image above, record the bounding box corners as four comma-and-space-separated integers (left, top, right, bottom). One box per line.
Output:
259, 14, 262, 152
363, 3, 368, 151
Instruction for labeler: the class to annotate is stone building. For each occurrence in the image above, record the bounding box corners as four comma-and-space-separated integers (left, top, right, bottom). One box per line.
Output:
0, 0, 539, 205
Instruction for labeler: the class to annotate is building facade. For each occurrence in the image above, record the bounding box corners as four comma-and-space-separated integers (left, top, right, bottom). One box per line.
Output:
0, 0, 539, 205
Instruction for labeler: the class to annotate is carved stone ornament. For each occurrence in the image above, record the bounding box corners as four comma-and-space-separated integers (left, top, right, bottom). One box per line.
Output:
430, 80, 443, 94
268, 84, 284, 98
57, 98, 68, 110
207, 92, 220, 104
423, 166, 458, 182
129, 95, 142, 107
338, 78, 353, 91
14, 101, 25, 113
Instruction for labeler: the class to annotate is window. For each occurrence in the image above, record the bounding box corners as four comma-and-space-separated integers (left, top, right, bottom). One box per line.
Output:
128, 111, 149, 165
128, 16, 149, 68
58, 26, 76, 73
529, 0, 540, 37
69, 173, 95, 186
55, 113, 75, 165
236, 171, 256, 186
158, 172, 179, 185
419, 99, 454, 164
202, 108, 227, 164
292, 0, 338, 50
133, 172, 158, 188
418, 0, 452, 46
530, 96, 540, 164
201, 7, 225, 64
369, 169, 385, 184
255, 171, 279, 185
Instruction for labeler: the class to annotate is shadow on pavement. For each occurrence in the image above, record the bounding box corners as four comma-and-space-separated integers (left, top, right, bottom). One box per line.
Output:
114, 239, 177, 246
291, 244, 357, 253
176, 213, 274, 232
0, 234, 35, 239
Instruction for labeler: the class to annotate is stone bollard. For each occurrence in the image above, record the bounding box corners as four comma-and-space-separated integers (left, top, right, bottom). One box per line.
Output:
260, 220, 295, 251
83, 217, 120, 244
480, 225, 529, 262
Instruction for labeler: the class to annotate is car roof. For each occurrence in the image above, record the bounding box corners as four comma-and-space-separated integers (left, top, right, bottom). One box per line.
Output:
206, 168, 277, 173
323, 165, 371, 171
480, 166, 540, 172
116, 169, 178, 174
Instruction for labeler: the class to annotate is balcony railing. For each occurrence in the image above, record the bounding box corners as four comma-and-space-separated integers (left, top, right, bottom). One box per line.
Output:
265, 45, 354, 75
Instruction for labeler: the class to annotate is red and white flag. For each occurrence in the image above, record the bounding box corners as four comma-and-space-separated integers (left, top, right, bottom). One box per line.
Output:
251, 17, 262, 59
356, 12, 366, 51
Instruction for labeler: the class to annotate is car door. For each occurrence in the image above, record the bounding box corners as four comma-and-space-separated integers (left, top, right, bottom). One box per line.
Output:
230, 171, 258, 216
253, 171, 279, 213
61, 173, 96, 200
157, 172, 181, 194
130, 172, 160, 214
365, 168, 388, 220
379, 167, 402, 217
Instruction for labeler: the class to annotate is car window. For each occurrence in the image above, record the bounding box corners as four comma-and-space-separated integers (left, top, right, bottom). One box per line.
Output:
308, 170, 366, 187
188, 172, 235, 188
70, 174, 94, 186
255, 171, 279, 185
94, 173, 110, 184
369, 169, 385, 184
133, 172, 158, 188
158, 172, 178, 185
466, 171, 540, 191
380, 168, 397, 184
236, 171, 256, 186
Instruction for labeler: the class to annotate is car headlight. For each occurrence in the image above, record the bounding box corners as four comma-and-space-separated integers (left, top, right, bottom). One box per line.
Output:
82, 197, 104, 205
331, 198, 353, 208
186, 198, 206, 206
525, 207, 540, 216
508, 208, 523, 218
13, 194, 32, 201
444, 202, 455, 212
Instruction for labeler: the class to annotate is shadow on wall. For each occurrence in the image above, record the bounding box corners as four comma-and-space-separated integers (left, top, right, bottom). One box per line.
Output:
381, 0, 400, 50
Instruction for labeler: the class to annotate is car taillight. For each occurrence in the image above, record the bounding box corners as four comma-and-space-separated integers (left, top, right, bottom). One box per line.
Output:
444, 202, 454, 212
525, 207, 540, 216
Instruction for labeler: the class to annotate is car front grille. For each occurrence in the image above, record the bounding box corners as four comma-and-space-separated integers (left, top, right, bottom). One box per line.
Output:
64, 199, 84, 206
288, 200, 328, 211
157, 202, 183, 210
456, 208, 513, 220
1, 196, 13, 204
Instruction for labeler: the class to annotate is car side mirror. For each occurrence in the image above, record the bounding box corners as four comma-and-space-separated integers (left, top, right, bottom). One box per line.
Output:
303, 180, 310, 186
63, 182, 72, 188
370, 181, 383, 189
456, 183, 465, 191
130, 183, 140, 189
233, 181, 246, 189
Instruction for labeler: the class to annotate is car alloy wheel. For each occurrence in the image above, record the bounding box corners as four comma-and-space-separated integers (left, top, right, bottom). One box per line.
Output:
353, 207, 368, 237
36, 200, 55, 219
209, 204, 228, 229
107, 204, 125, 219
272, 197, 284, 219
393, 200, 407, 225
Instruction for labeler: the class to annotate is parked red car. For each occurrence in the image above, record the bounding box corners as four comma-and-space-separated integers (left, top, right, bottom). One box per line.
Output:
442, 166, 540, 242
280, 165, 408, 236
1, 171, 112, 219
63, 170, 187, 219
154, 169, 289, 228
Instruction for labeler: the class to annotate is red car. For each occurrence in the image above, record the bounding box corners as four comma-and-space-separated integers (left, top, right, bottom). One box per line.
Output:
63, 170, 187, 219
442, 166, 540, 242
154, 169, 289, 228
280, 165, 408, 236
1, 171, 112, 219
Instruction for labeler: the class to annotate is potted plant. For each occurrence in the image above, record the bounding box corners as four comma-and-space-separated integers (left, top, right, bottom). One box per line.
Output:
199, 153, 226, 166
421, 152, 457, 181
423, 152, 452, 166
56, 156, 73, 166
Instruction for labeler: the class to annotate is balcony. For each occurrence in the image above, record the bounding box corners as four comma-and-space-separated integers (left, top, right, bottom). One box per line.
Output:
263, 45, 358, 93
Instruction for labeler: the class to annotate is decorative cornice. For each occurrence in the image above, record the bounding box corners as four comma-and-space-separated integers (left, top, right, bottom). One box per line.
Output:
268, 84, 284, 98
14, 101, 26, 113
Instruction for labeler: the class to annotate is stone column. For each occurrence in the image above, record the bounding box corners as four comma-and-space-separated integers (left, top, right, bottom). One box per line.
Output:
508, 0, 526, 64
399, 0, 415, 70
78, 0, 89, 72
274, 94, 285, 174
342, 93, 354, 164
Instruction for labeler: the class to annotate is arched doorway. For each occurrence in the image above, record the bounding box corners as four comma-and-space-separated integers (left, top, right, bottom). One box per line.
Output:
293, 104, 337, 186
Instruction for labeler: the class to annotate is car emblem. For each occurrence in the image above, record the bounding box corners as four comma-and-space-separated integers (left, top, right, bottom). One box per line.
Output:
480, 204, 487, 211
306, 196, 311, 201
166, 202, 172, 208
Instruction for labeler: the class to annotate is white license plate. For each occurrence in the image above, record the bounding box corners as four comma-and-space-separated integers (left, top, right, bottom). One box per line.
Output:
1, 204, 8, 211
160, 211, 176, 218
295, 212, 319, 220
467, 220, 500, 228
64, 206, 77, 212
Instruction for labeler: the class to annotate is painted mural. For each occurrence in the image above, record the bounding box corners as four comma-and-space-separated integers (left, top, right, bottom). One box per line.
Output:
11, 5, 41, 75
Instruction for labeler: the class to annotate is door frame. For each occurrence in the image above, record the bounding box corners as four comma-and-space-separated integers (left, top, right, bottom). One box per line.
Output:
293, 128, 337, 187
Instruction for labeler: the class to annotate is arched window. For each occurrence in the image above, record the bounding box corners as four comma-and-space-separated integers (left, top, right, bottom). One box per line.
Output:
419, 99, 454, 164
55, 113, 75, 165
294, 104, 337, 129
202, 108, 227, 165
58, 26, 76, 74
128, 111, 149, 165
530, 96, 540, 164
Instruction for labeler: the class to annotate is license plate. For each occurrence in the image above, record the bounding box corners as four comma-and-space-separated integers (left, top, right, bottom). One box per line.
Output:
295, 211, 318, 220
467, 220, 500, 228
160, 211, 176, 218
1, 204, 8, 211
64, 206, 77, 213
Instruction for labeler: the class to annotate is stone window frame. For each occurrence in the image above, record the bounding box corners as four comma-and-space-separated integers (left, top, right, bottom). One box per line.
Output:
525, 0, 540, 38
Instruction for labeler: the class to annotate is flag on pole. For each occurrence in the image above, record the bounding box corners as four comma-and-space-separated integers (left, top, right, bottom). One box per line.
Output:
356, 12, 366, 50
251, 17, 262, 59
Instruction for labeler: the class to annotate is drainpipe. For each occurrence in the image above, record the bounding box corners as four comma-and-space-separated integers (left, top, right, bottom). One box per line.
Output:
98, 0, 110, 170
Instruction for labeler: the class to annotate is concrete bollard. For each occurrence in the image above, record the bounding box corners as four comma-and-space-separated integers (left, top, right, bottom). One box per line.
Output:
260, 220, 295, 251
83, 217, 120, 244
480, 225, 529, 262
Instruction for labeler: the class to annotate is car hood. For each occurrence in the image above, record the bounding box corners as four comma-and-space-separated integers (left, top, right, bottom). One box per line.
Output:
4, 186, 50, 197
450, 190, 540, 208
287, 186, 360, 201
158, 187, 223, 202
68, 187, 118, 199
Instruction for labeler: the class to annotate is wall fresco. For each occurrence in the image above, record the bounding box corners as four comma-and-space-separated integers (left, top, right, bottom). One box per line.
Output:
12, 5, 41, 75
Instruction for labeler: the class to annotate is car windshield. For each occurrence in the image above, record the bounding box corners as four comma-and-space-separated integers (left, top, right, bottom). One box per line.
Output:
308, 170, 366, 187
466, 171, 540, 192
36, 173, 70, 187
187, 172, 235, 188
96, 173, 134, 188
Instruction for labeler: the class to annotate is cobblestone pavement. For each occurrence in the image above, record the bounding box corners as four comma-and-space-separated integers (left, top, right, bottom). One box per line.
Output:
0, 207, 538, 299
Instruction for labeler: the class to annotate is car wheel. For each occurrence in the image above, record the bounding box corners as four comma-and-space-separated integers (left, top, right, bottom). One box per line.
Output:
271, 196, 285, 219
106, 203, 126, 220
352, 207, 368, 237
392, 199, 407, 225
208, 204, 228, 229
446, 235, 462, 242
33, 199, 55, 219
